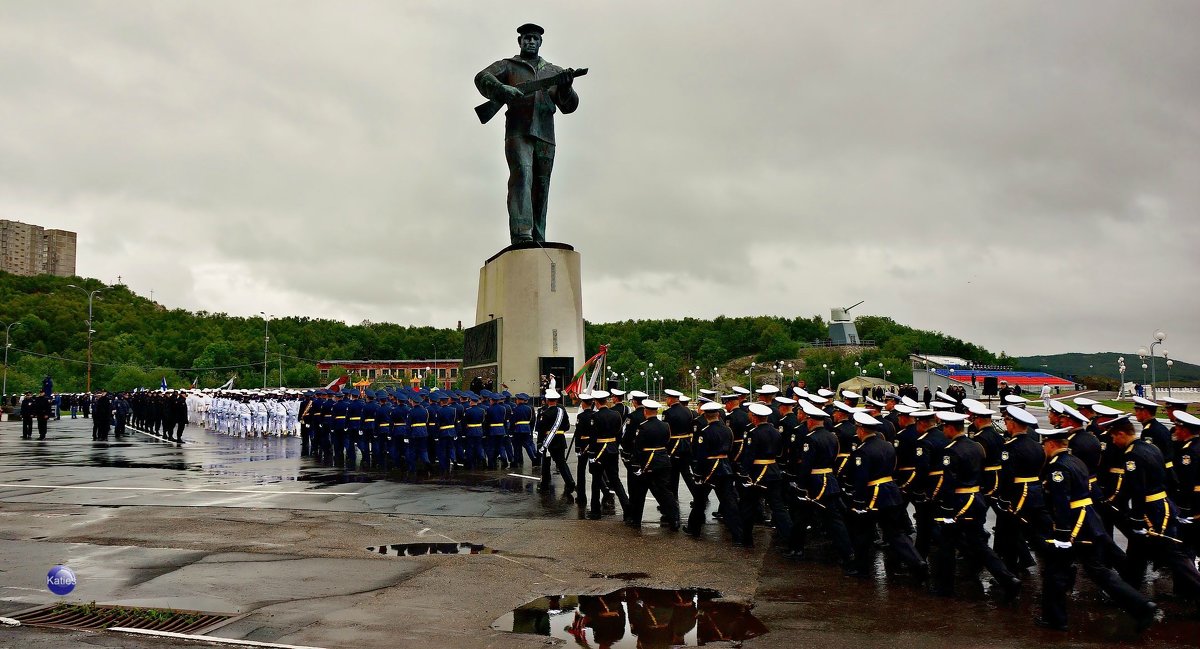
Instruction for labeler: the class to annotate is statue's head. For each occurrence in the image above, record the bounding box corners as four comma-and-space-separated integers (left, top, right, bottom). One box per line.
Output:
517, 23, 544, 57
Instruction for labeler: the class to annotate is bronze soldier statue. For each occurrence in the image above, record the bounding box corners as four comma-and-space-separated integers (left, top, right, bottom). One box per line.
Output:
475, 23, 585, 245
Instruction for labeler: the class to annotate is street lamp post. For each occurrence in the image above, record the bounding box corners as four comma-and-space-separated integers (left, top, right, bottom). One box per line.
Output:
2, 321, 22, 400
259, 312, 273, 389
279, 344, 286, 388
828, 369, 835, 390
1165, 353, 1173, 397
1116, 357, 1126, 398
67, 284, 104, 393
1147, 330, 1166, 399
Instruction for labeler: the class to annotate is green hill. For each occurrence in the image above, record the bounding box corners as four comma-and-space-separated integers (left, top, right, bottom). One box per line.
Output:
0, 271, 1011, 393
1016, 352, 1200, 386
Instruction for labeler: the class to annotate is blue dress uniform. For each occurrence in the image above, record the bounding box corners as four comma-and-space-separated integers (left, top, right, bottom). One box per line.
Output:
434, 396, 458, 472
373, 395, 395, 470
788, 415, 853, 567
685, 410, 745, 543
453, 393, 468, 464
930, 425, 1019, 597
329, 394, 350, 467
737, 415, 792, 547
626, 410, 678, 529
1112, 435, 1200, 594
510, 396, 538, 468
1036, 436, 1155, 632
462, 397, 488, 469
344, 393, 366, 468
406, 398, 431, 471
486, 396, 512, 468
391, 396, 411, 469
358, 393, 378, 468
845, 419, 925, 576
502, 392, 517, 462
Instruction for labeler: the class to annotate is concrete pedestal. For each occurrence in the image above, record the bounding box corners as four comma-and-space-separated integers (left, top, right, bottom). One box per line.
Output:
466, 242, 584, 397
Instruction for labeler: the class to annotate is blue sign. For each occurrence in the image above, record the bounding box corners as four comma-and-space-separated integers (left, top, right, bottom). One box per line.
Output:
46, 565, 75, 596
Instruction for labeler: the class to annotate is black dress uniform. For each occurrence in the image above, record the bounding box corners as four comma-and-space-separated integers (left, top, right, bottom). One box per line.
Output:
833, 417, 856, 477
1037, 447, 1155, 631
574, 404, 596, 505
789, 419, 853, 566
536, 403, 575, 493
685, 416, 744, 543
1112, 438, 1200, 595
738, 422, 793, 549
969, 421, 1004, 496
845, 432, 926, 576
587, 405, 630, 519
912, 424, 948, 558
995, 431, 1049, 571
1173, 434, 1199, 556
931, 433, 1019, 597
663, 402, 698, 505
627, 415, 680, 529
726, 406, 751, 472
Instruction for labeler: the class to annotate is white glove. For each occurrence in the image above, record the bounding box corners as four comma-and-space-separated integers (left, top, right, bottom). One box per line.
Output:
1050, 540, 1072, 550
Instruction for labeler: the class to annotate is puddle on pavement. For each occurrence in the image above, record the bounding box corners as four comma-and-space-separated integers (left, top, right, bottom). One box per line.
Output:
368, 542, 497, 556
590, 572, 651, 580
493, 588, 767, 648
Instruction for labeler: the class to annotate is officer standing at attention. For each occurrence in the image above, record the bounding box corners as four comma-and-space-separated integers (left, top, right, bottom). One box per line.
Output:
20, 393, 34, 439
435, 392, 458, 473
486, 392, 512, 469
1033, 427, 1157, 632
535, 390, 575, 495
685, 401, 745, 545
462, 393, 488, 469
626, 399, 679, 530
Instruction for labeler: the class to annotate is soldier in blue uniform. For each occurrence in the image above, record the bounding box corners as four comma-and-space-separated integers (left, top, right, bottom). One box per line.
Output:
434, 392, 459, 473
845, 411, 926, 578
685, 401, 745, 544
406, 393, 431, 472
1034, 426, 1157, 632
510, 393, 538, 469
929, 411, 1020, 598
486, 392, 512, 469
391, 393, 412, 470
462, 393, 488, 469
329, 391, 350, 467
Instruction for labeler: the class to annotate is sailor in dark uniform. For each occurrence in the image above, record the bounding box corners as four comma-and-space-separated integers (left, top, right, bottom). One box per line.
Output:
787, 400, 854, 570
586, 390, 629, 520
967, 403, 1004, 497
662, 389, 697, 507
737, 402, 792, 550
535, 390, 574, 495
1034, 426, 1157, 632
1132, 396, 1176, 480
1171, 411, 1200, 557
685, 401, 745, 544
573, 392, 596, 507
930, 411, 1020, 599
994, 405, 1049, 573
845, 411, 926, 578
1105, 413, 1200, 597
626, 399, 679, 530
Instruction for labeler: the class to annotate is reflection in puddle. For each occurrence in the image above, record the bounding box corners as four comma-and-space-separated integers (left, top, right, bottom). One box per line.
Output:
493, 588, 767, 648
367, 542, 497, 556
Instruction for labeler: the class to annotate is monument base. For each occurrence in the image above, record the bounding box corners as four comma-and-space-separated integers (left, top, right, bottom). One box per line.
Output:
462, 242, 584, 396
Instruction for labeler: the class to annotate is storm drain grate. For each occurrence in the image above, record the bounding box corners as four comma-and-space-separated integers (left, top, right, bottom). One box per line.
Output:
10, 603, 237, 633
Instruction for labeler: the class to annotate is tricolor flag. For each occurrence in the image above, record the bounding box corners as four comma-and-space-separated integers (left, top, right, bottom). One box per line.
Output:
564, 344, 608, 397
324, 374, 350, 392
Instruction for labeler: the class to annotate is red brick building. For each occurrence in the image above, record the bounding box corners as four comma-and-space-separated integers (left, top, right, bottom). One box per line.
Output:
316, 359, 462, 390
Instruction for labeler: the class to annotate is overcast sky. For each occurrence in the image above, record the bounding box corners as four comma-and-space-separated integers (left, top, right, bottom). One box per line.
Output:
2, 1, 1198, 362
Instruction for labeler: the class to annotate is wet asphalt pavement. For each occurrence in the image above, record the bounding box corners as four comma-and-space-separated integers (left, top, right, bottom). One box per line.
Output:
0, 416, 1197, 649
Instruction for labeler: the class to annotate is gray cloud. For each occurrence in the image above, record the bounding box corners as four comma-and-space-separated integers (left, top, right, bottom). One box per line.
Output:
1, 1, 1197, 361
